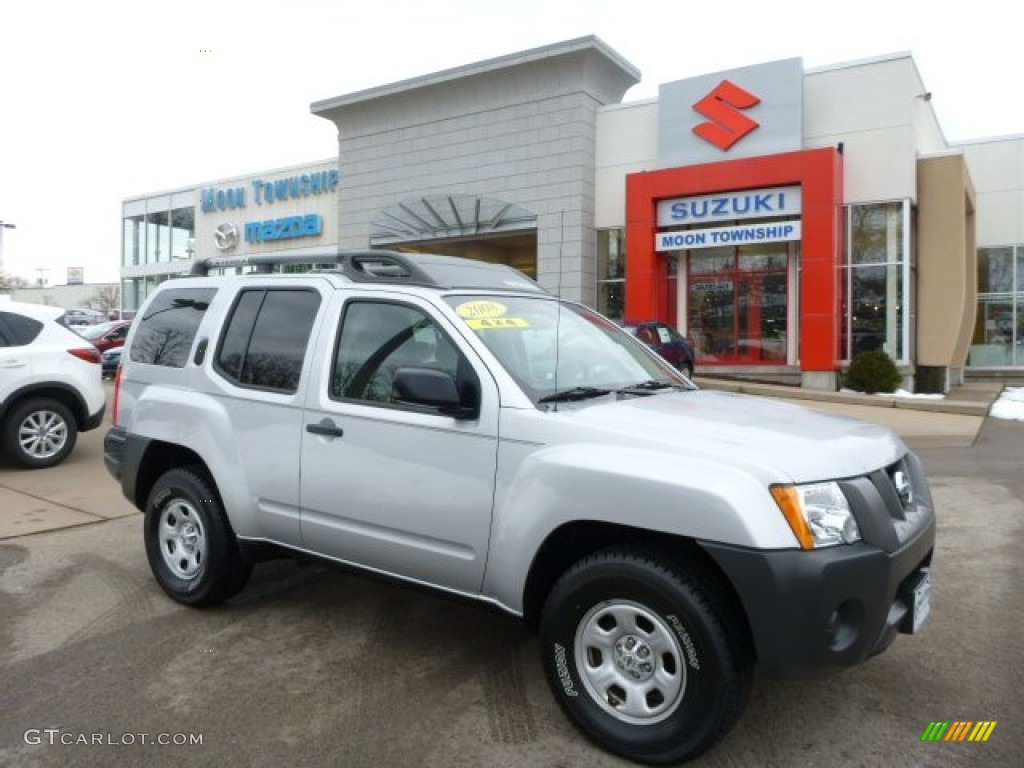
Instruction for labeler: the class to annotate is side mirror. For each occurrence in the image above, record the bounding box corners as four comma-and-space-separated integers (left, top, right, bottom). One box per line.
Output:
392, 368, 477, 419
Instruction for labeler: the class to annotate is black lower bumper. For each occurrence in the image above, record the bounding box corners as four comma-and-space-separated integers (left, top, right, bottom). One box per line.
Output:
699, 512, 935, 677
103, 425, 126, 482
82, 403, 106, 431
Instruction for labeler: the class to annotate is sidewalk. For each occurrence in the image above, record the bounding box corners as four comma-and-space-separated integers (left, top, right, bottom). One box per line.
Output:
693, 377, 1004, 448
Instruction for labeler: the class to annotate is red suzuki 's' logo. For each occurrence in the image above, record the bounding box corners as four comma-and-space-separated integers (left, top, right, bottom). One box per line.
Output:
692, 80, 761, 151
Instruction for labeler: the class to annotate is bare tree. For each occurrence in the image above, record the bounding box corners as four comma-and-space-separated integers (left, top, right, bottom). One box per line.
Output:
89, 285, 121, 313
0, 271, 30, 291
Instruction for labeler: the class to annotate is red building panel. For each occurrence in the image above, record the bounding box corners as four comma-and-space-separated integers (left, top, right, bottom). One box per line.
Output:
625, 147, 843, 372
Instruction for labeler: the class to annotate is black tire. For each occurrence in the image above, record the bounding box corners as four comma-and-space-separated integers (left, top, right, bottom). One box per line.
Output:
2, 398, 78, 469
144, 467, 252, 606
539, 548, 753, 765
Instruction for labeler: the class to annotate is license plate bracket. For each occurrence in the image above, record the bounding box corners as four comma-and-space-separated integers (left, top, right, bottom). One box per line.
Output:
900, 568, 932, 634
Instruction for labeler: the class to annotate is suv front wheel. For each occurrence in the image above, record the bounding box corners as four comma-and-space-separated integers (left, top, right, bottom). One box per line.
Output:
539, 548, 753, 765
144, 467, 251, 606
2, 398, 77, 469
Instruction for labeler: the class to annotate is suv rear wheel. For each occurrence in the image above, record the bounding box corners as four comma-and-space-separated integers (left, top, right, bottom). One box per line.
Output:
2, 398, 77, 469
539, 548, 753, 765
144, 467, 251, 606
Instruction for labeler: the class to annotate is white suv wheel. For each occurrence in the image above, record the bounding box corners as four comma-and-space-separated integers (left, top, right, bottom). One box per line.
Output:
3, 399, 78, 469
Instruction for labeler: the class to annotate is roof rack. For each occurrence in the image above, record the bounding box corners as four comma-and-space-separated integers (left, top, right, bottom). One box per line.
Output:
189, 249, 548, 294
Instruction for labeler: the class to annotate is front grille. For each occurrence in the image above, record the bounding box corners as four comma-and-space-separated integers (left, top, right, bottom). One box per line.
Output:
880, 456, 929, 545
840, 453, 933, 552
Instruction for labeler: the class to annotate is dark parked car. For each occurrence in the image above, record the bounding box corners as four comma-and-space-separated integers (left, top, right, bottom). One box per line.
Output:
632, 321, 696, 377
79, 320, 132, 353
101, 347, 122, 378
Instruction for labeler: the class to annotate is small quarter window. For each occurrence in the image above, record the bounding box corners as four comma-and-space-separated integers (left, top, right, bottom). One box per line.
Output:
130, 288, 216, 368
0, 312, 44, 347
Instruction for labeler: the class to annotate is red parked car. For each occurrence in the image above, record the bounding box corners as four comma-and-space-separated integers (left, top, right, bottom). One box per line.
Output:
78, 320, 132, 353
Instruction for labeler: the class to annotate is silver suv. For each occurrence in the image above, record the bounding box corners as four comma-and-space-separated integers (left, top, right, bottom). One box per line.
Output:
104, 251, 935, 765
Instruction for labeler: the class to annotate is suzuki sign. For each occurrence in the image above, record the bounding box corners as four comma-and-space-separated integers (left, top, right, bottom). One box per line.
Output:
656, 186, 802, 226
658, 58, 803, 167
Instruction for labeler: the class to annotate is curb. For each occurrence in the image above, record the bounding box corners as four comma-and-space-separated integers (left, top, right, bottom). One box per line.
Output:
693, 377, 994, 417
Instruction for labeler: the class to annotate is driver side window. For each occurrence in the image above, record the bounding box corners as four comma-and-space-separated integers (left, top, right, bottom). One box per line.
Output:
331, 301, 471, 407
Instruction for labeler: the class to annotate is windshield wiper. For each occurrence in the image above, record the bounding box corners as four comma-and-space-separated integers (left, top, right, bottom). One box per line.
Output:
538, 386, 613, 404
615, 380, 682, 394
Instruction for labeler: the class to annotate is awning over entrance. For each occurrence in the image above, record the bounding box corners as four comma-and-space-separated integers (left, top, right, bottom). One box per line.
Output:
370, 194, 536, 247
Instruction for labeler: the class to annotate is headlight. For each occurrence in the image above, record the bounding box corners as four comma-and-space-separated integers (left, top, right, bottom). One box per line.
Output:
770, 481, 861, 549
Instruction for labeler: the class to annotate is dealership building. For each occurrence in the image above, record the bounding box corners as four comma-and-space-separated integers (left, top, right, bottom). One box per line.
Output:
121, 36, 1024, 391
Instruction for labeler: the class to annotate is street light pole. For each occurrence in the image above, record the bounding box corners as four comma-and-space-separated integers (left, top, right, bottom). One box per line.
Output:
0, 220, 15, 275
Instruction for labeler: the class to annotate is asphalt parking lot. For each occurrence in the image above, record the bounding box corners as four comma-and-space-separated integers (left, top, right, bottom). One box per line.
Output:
1, 386, 1021, 767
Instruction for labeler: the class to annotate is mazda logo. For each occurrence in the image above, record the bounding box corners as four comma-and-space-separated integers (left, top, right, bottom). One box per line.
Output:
214, 223, 239, 251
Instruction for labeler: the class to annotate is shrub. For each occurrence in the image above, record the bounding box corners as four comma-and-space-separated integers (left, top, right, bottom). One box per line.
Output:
845, 350, 901, 394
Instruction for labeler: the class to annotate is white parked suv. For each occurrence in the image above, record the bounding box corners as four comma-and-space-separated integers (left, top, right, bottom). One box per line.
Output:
0, 302, 106, 468
104, 251, 935, 765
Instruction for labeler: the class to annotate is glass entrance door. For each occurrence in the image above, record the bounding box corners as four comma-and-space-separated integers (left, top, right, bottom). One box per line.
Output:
688, 243, 789, 365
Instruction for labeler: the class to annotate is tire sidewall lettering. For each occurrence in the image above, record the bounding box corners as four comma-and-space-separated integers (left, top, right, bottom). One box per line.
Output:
552, 642, 579, 697
149, 487, 173, 511
665, 614, 701, 671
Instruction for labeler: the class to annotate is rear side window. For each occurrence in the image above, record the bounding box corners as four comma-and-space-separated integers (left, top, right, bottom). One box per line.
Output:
0, 312, 44, 347
130, 288, 217, 368
215, 288, 321, 393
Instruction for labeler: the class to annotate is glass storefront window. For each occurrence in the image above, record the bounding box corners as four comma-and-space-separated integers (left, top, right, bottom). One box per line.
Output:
970, 245, 1022, 367
843, 201, 908, 362
122, 280, 139, 312
597, 229, 625, 322
122, 215, 144, 267
689, 247, 732, 275
1018, 298, 1024, 366
849, 264, 903, 358
146, 210, 170, 264
978, 247, 1013, 293
170, 207, 195, 262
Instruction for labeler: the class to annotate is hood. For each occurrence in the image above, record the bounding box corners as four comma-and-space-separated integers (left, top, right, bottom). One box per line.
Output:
549, 390, 907, 485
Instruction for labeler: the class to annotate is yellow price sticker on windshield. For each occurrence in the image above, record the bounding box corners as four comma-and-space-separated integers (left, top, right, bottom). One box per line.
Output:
466, 317, 529, 330
457, 300, 508, 319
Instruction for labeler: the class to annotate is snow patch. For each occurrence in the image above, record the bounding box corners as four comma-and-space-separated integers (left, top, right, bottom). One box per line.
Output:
990, 387, 1024, 421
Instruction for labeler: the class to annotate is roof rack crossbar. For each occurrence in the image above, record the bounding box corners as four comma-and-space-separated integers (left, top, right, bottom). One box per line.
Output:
188, 249, 548, 294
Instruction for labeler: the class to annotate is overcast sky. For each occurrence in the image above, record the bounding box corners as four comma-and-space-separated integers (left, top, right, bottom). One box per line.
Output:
0, 0, 1020, 286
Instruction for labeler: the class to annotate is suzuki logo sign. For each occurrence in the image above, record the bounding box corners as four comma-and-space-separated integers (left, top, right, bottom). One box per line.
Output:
657, 58, 802, 166
692, 80, 761, 151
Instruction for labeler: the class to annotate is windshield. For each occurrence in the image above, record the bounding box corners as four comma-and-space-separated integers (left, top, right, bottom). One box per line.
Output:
446, 295, 690, 405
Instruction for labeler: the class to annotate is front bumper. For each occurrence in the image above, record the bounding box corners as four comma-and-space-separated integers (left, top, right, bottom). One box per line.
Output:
700, 452, 936, 677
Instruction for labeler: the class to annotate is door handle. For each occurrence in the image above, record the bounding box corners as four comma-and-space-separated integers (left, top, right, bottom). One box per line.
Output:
0, 359, 26, 368
306, 419, 344, 438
